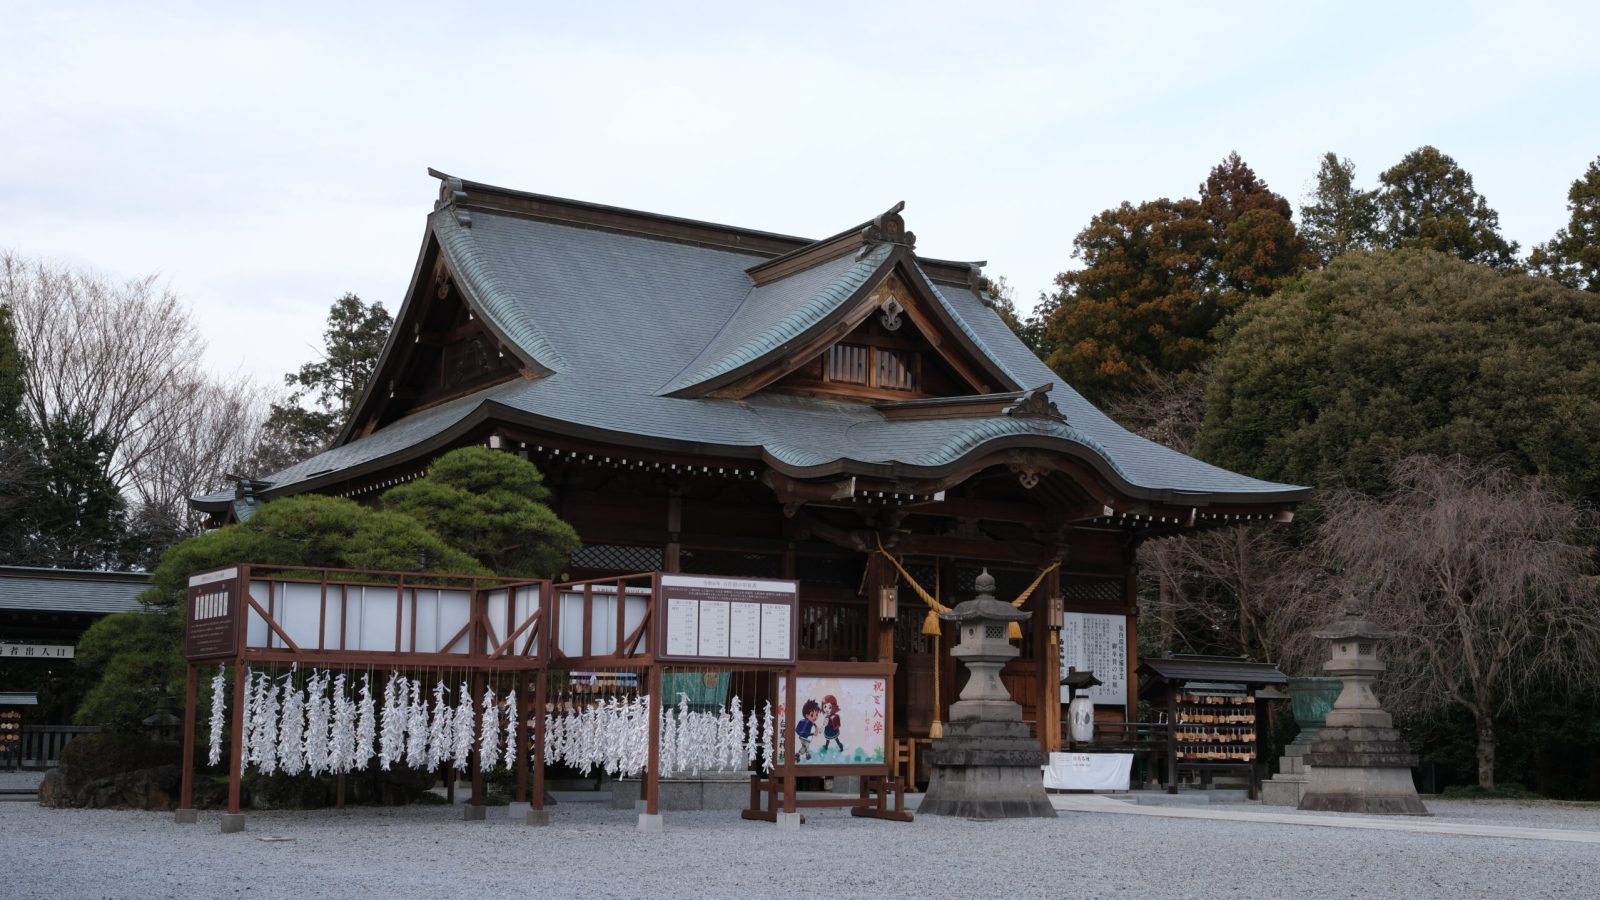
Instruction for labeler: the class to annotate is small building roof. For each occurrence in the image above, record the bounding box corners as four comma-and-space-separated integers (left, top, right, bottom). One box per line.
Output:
0, 566, 149, 615
1139, 654, 1289, 686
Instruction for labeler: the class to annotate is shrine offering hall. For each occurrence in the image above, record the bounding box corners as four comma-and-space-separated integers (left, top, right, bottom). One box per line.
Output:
194, 172, 1306, 754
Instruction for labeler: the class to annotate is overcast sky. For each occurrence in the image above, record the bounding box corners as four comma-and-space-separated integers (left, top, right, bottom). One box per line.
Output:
3, 1, 1597, 388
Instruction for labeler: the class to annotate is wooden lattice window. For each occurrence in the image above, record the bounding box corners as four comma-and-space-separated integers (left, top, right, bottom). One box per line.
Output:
824, 343, 917, 391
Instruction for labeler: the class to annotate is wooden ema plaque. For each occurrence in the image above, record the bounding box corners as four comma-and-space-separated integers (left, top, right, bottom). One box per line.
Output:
184, 567, 241, 660
653, 574, 798, 665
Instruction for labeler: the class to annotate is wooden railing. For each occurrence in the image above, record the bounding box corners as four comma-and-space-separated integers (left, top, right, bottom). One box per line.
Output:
2, 725, 102, 770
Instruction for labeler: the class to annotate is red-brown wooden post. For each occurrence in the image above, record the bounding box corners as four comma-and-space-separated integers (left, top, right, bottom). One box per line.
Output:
177, 663, 198, 820
782, 672, 797, 817
642, 663, 662, 828
224, 657, 247, 829
515, 669, 530, 805
531, 668, 547, 819
468, 670, 485, 815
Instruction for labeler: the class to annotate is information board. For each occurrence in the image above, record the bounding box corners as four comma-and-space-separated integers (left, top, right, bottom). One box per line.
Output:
1059, 612, 1129, 706
776, 673, 889, 766
655, 574, 797, 664
184, 567, 241, 660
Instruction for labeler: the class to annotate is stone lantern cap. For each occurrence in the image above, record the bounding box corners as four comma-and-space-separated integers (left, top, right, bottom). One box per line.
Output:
939, 569, 1031, 623
1313, 600, 1396, 642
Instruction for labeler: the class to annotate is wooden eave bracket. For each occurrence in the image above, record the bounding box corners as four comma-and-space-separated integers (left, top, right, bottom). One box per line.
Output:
763, 472, 856, 517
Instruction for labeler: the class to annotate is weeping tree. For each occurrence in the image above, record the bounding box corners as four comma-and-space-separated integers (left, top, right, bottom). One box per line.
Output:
1317, 455, 1600, 789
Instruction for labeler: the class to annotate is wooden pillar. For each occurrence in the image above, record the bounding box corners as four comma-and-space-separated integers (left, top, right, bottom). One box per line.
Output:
870, 553, 893, 664
1166, 683, 1179, 794
469, 671, 485, 807
1124, 568, 1140, 720
782, 671, 797, 815
226, 658, 246, 814
179, 663, 197, 810
645, 664, 662, 816
515, 670, 530, 804
664, 487, 682, 574
531, 668, 547, 811
1041, 566, 1063, 753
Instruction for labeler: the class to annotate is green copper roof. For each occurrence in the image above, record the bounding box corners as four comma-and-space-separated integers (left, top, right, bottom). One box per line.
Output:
198, 184, 1308, 511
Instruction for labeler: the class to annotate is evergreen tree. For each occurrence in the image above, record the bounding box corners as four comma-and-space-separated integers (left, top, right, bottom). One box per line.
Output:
1527, 155, 1600, 292
1376, 146, 1518, 269
1196, 249, 1600, 502
382, 447, 579, 578
1040, 153, 1306, 401
262, 293, 392, 466
1199, 152, 1311, 296
1299, 152, 1380, 264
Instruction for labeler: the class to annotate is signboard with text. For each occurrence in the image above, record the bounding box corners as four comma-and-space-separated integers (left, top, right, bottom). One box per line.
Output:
653, 574, 797, 665
0, 643, 74, 659
184, 567, 241, 660
1059, 612, 1130, 706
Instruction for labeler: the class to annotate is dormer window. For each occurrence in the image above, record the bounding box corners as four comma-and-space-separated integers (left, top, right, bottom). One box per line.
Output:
825, 343, 918, 392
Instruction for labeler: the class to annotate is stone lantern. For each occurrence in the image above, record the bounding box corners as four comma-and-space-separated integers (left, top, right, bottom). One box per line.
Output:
919, 570, 1056, 818
1297, 599, 1429, 815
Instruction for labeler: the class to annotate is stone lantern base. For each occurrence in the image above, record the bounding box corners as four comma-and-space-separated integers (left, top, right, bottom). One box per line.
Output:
1297, 724, 1429, 816
918, 719, 1056, 819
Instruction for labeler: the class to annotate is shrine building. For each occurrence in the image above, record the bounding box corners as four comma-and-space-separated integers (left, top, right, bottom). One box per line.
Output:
193, 172, 1307, 752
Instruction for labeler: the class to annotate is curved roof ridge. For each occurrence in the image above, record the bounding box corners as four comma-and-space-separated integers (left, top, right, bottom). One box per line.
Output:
657, 244, 894, 395
432, 211, 569, 373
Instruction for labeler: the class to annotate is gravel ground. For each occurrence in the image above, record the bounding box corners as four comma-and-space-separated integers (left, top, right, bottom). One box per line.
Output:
0, 770, 42, 789
2, 797, 1596, 899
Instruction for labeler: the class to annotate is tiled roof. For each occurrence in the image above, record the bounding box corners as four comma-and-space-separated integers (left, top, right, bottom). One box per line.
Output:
660, 245, 893, 395
199, 183, 1307, 509
0, 567, 149, 615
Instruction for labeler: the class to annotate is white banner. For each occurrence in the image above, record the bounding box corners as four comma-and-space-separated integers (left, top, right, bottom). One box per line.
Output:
1043, 752, 1132, 791
1, 643, 75, 659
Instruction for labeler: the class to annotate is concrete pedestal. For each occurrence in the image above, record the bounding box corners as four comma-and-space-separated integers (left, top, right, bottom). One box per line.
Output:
775, 811, 802, 832
506, 801, 530, 818
220, 813, 246, 833
526, 808, 550, 827
918, 720, 1056, 819
461, 804, 486, 821
610, 773, 749, 810
1299, 724, 1429, 815
174, 808, 198, 824
636, 813, 663, 833
1261, 754, 1310, 807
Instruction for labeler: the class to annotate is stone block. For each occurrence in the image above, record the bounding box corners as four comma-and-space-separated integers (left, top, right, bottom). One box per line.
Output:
526, 808, 550, 827
220, 813, 246, 834
636, 812, 664, 833
462, 804, 486, 821
776, 811, 802, 832
173, 808, 198, 824
506, 801, 531, 818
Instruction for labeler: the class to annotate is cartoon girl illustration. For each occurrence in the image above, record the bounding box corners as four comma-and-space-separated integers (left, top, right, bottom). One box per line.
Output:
796, 699, 820, 761
821, 694, 843, 753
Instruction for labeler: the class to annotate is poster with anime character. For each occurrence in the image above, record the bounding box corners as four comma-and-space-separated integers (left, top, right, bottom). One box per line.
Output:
775, 675, 887, 765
